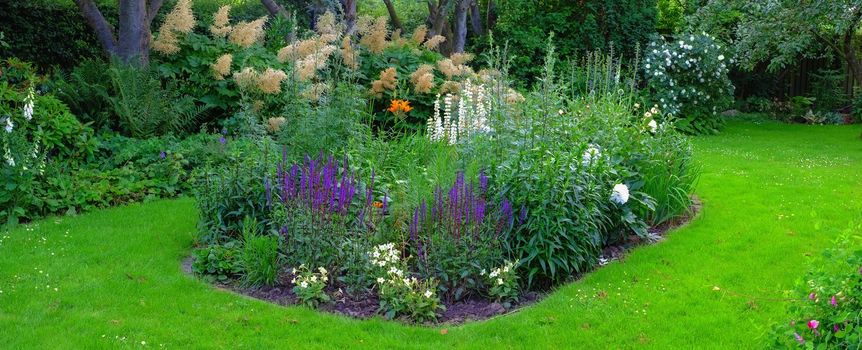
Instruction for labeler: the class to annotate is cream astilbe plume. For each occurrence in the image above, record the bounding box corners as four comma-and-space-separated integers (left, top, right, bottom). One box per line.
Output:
229, 17, 267, 48
277, 38, 328, 62
360, 16, 389, 53
341, 37, 358, 70
267, 117, 286, 133
439, 80, 461, 94
411, 25, 428, 45
211, 53, 233, 80
301, 83, 330, 102
390, 29, 403, 46
257, 68, 287, 94
355, 16, 374, 36
504, 88, 525, 104
315, 12, 343, 42
152, 0, 195, 55
371, 67, 397, 97
450, 53, 474, 66
423, 35, 446, 50
233, 67, 260, 92
210, 5, 233, 37
410, 64, 435, 93
294, 45, 336, 81
437, 58, 474, 79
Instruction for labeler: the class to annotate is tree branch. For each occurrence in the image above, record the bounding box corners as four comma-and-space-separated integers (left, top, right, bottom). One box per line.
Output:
382, 0, 404, 33
74, 0, 117, 55
261, 0, 290, 18
146, 0, 165, 25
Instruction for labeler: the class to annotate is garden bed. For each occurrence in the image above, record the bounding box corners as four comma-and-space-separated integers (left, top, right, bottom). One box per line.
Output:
183, 198, 700, 325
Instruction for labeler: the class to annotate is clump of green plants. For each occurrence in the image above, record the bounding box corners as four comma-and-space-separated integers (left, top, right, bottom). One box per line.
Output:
192, 241, 243, 283
643, 33, 734, 134
239, 217, 281, 287
770, 227, 862, 348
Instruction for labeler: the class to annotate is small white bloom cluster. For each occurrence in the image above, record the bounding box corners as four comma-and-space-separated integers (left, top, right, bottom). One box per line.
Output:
23, 87, 35, 121
427, 80, 492, 144
369, 242, 400, 268
643, 33, 733, 118
3, 86, 44, 171
291, 264, 329, 289
610, 183, 630, 205
581, 144, 602, 167
480, 260, 517, 286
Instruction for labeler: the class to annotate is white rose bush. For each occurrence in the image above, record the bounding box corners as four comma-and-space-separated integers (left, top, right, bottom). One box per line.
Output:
644, 33, 734, 134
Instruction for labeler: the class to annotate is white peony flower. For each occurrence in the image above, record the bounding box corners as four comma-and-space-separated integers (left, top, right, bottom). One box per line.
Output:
610, 183, 630, 205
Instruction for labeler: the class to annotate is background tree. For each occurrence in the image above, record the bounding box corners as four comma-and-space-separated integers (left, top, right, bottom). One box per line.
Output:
74, 0, 166, 65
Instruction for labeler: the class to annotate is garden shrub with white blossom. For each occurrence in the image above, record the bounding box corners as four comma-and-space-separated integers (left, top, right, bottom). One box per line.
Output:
643, 33, 734, 134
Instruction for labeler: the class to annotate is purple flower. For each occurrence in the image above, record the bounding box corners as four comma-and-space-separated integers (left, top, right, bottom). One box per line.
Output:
830, 295, 837, 307
809, 293, 816, 301
478, 170, 488, 193
159, 151, 166, 159
834, 324, 840, 333
219, 136, 226, 145
264, 177, 272, 206
793, 333, 804, 345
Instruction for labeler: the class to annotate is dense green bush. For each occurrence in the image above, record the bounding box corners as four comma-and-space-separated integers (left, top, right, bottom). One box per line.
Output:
486, 0, 657, 85
192, 241, 243, 283
770, 228, 862, 348
643, 33, 734, 134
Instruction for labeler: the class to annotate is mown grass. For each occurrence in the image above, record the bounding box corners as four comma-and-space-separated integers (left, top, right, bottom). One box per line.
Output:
1, 120, 861, 349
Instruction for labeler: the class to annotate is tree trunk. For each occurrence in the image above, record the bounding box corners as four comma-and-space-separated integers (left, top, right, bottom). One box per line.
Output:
342, 0, 357, 34
74, 0, 118, 56
427, 0, 451, 37
117, 0, 149, 65
468, 0, 483, 36
382, 0, 404, 33
452, 0, 469, 53
261, 0, 290, 18
75, 0, 165, 65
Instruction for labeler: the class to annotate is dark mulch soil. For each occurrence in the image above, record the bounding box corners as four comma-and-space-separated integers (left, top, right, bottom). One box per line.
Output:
183, 198, 701, 325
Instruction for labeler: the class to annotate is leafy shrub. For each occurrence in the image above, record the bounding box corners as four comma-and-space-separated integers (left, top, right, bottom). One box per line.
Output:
52, 59, 115, 131
367, 245, 443, 322
770, 229, 862, 348
240, 217, 282, 287
643, 33, 734, 134
291, 264, 331, 307
192, 241, 243, 283
481, 260, 520, 303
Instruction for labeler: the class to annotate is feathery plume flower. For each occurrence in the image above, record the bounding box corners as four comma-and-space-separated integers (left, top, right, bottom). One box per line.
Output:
423, 35, 446, 50
211, 53, 232, 80
267, 117, 286, 133
210, 5, 233, 37
411, 25, 428, 45
410, 64, 435, 93
610, 184, 630, 205
371, 67, 398, 96
355, 16, 374, 35
152, 0, 195, 55
232, 67, 260, 92
315, 11, 343, 41
257, 68, 287, 94
341, 37, 358, 70
229, 17, 267, 48
450, 53, 474, 66
439, 81, 461, 94
360, 16, 389, 53
294, 45, 336, 81
301, 83, 330, 102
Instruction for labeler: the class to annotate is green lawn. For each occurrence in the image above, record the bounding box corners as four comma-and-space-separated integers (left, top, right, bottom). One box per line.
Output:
1, 120, 861, 349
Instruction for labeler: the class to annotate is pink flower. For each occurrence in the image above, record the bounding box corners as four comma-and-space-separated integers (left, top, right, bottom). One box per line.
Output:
808, 292, 816, 300
834, 325, 840, 333
830, 295, 837, 306
794, 333, 805, 345
807, 320, 819, 330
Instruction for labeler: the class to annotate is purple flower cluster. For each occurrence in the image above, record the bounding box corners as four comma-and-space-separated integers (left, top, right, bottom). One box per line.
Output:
276, 151, 363, 216
409, 171, 517, 262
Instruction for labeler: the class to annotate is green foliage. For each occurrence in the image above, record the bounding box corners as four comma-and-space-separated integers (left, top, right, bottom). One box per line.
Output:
376, 273, 443, 323
192, 241, 243, 283
643, 33, 734, 134
52, 59, 115, 131
770, 227, 862, 348
481, 260, 520, 303
487, 0, 657, 85
0, 1, 111, 69
240, 217, 281, 287
108, 63, 207, 138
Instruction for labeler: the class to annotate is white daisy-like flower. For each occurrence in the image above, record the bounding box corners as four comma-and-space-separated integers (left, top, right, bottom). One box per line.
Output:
299, 281, 308, 288
718, 54, 725, 61
377, 277, 385, 284
318, 267, 327, 274
497, 278, 504, 285
424, 290, 433, 298
610, 183, 630, 205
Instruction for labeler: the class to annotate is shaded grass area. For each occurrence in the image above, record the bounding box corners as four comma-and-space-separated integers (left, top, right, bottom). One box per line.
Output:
1, 120, 861, 348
